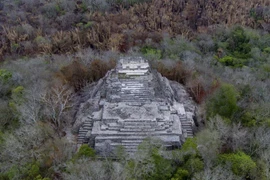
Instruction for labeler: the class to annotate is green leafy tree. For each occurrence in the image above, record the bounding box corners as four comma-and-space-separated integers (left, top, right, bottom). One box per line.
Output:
207, 83, 239, 120
219, 151, 256, 176
75, 144, 96, 159
141, 46, 162, 60
149, 148, 174, 180
125, 138, 173, 180
172, 138, 203, 179
218, 56, 246, 68
0, 69, 12, 83
171, 168, 189, 180
226, 27, 251, 59
183, 157, 204, 175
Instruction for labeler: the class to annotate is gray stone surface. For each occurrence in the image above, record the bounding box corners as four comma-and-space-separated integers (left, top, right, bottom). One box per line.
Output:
74, 57, 196, 155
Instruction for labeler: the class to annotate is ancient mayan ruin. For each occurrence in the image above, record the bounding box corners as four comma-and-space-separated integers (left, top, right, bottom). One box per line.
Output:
73, 57, 196, 155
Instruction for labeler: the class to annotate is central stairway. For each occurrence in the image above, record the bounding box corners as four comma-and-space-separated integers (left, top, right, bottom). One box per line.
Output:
118, 79, 155, 103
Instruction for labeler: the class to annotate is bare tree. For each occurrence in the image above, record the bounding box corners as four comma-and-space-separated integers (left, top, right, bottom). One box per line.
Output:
207, 116, 248, 152
40, 85, 74, 132
246, 126, 270, 156
196, 128, 221, 168
17, 88, 43, 124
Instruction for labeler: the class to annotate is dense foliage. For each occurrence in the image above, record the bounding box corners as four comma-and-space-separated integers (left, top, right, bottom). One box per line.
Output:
0, 0, 270, 179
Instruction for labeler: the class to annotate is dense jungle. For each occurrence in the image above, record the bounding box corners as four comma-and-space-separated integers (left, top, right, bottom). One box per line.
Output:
0, 0, 270, 179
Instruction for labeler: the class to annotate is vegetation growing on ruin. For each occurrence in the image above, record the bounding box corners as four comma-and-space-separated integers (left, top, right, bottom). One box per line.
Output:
0, 0, 270, 179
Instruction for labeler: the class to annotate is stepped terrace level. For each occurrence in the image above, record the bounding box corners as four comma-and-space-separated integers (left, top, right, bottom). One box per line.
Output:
75, 57, 195, 155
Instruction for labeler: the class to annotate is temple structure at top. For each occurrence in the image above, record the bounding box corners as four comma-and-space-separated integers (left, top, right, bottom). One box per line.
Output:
118, 57, 150, 75
73, 57, 196, 155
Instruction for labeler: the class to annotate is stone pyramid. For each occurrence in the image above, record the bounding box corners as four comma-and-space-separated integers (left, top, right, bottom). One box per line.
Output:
73, 57, 196, 155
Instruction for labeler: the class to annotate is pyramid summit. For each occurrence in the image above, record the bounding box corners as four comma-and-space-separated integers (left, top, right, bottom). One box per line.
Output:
74, 57, 196, 155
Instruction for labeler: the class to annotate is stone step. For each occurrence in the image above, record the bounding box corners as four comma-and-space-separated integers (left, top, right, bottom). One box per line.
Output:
120, 90, 153, 94
121, 97, 152, 100
181, 122, 192, 125
84, 122, 92, 125
94, 131, 179, 136
107, 127, 121, 130
120, 80, 147, 82
179, 117, 187, 120
122, 140, 143, 143
121, 87, 147, 90
122, 82, 148, 85
120, 88, 151, 91
182, 126, 191, 129
154, 127, 166, 131
181, 120, 191, 123
123, 125, 152, 129
120, 96, 152, 99
108, 124, 123, 128
121, 84, 150, 87
181, 123, 191, 125
181, 124, 191, 127
78, 130, 86, 134
79, 129, 88, 133
123, 119, 156, 122
120, 90, 150, 93
111, 142, 141, 146
119, 128, 156, 132
120, 95, 152, 98
121, 96, 153, 99
83, 124, 92, 127
122, 82, 144, 85
124, 122, 157, 126
117, 132, 177, 136
121, 100, 151, 103
122, 85, 150, 87
84, 120, 92, 123
95, 143, 140, 148
84, 123, 92, 126
121, 86, 148, 89
181, 122, 191, 125
121, 99, 151, 102
78, 134, 86, 138
120, 91, 153, 94
121, 90, 153, 93
95, 136, 146, 141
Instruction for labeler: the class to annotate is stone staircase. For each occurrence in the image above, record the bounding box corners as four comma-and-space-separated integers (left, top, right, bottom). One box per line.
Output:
118, 79, 154, 103
77, 118, 93, 144
179, 115, 193, 138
